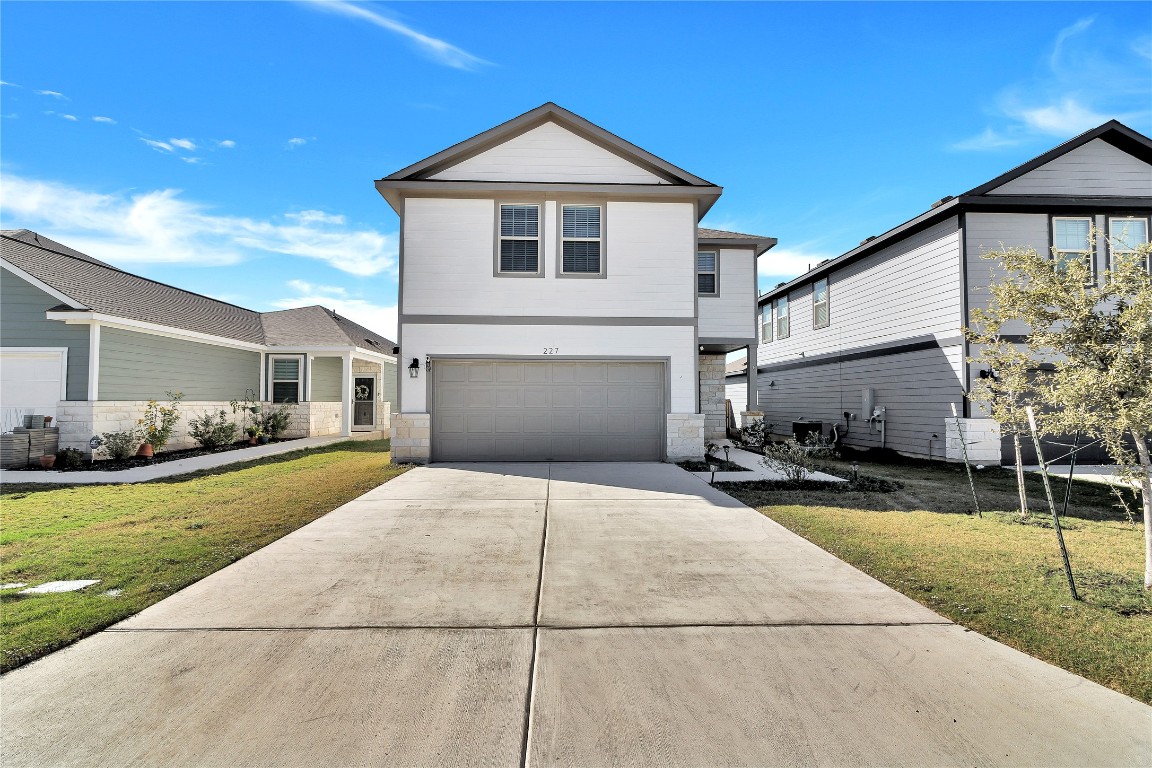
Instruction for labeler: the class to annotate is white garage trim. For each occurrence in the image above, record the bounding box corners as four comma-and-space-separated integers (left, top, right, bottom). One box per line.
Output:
88, 324, 101, 400
0, 347, 69, 401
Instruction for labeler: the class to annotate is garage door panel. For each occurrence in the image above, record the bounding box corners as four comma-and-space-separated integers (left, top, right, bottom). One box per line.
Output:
433, 360, 664, 462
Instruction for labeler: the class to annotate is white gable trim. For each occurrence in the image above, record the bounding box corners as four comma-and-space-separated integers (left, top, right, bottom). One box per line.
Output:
45, 311, 266, 352
0, 259, 87, 309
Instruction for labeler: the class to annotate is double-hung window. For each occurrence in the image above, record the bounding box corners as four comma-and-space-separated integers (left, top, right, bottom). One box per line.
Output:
498, 204, 541, 275
812, 278, 829, 329
761, 304, 773, 342
270, 356, 303, 403
561, 205, 603, 275
1108, 216, 1150, 273
776, 296, 790, 339
697, 251, 718, 294
1051, 217, 1093, 278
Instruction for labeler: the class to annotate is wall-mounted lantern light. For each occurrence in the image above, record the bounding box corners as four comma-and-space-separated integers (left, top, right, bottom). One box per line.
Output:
978, 368, 999, 382
408, 358, 421, 378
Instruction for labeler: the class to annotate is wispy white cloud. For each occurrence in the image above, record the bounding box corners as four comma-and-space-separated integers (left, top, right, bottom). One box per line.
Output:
952, 17, 1150, 151
287, 210, 345, 225
274, 283, 397, 339
0, 174, 399, 277
141, 138, 175, 153
0, 81, 19, 87
301, 0, 488, 71
286, 137, 312, 148
92, 116, 117, 124
44, 111, 78, 121
180, 157, 204, 165
217, 139, 236, 148
757, 245, 839, 287
35, 89, 67, 100
169, 138, 197, 151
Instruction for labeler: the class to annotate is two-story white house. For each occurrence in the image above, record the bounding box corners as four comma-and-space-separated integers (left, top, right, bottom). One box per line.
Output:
376, 103, 774, 463
752, 120, 1151, 465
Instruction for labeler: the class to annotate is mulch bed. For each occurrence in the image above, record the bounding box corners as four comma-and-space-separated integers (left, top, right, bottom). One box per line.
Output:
19, 438, 302, 472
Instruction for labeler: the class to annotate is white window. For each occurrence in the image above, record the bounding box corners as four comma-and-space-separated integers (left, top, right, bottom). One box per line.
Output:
561, 205, 603, 275
1108, 216, 1150, 273
270, 356, 304, 403
776, 296, 790, 339
697, 251, 717, 294
761, 304, 773, 342
1051, 217, 1093, 276
813, 278, 829, 329
498, 204, 541, 274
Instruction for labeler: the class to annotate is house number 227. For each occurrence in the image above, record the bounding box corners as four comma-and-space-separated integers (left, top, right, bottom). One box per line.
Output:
543, 347, 559, 355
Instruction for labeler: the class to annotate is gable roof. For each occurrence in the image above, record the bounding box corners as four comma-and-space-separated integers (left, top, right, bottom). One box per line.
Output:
376, 102, 724, 215
698, 227, 778, 257
757, 120, 1152, 305
0, 230, 395, 350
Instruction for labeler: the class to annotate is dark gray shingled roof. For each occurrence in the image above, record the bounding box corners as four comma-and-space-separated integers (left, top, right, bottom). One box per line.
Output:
698, 227, 768, 240
1, 230, 395, 350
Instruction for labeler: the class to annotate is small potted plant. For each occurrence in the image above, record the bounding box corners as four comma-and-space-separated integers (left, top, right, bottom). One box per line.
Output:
245, 425, 262, 445
39, 453, 56, 469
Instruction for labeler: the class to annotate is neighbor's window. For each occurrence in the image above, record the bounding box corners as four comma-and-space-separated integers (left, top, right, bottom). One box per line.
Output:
1108, 216, 1150, 273
761, 304, 773, 342
697, 251, 718, 294
498, 204, 541, 274
812, 278, 829, 329
271, 356, 303, 403
1051, 217, 1093, 276
561, 205, 603, 275
776, 295, 790, 339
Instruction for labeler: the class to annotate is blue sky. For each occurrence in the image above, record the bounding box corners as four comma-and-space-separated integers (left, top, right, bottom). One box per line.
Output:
2, 1, 1149, 340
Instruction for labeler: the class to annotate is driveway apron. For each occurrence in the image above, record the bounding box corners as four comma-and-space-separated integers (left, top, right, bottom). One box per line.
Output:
2, 462, 1149, 767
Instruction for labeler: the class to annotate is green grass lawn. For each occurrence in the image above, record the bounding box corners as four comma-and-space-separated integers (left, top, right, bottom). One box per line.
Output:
720, 458, 1152, 704
0, 439, 408, 672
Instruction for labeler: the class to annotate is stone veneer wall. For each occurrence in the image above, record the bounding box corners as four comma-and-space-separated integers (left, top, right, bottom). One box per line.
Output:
391, 413, 430, 464
699, 354, 727, 440
666, 413, 705, 461
945, 418, 1001, 465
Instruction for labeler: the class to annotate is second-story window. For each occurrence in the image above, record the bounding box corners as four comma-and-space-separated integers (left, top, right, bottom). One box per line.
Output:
498, 204, 541, 274
1051, 216, 1093, 277
561, 205, 603, 275
1108, 216, 1150, 273
697, 251, 718, 294
761, 304, 773, 342
776, 295, 790, 339
812, 278, 829, 329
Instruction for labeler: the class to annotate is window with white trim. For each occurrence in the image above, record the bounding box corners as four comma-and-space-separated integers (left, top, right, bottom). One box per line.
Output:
270, 356, 303, 403
498, 204, 540, 274
561, 205, 602, 274
776, 295, 790, 339
697, 251, 717, 294
1051, 216, 1093, 276
812, 278, 829, 329
761, 304, 773, 342
1108, 216, 1150, 273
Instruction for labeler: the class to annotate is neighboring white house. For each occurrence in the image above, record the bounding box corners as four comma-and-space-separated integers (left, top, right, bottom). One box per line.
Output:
752, 120, 1152, 465
376, 103, 774, 463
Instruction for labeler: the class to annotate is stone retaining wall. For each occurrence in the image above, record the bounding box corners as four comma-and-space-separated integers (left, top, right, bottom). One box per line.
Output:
391, 413, 430, 464
666, 413, 705, 461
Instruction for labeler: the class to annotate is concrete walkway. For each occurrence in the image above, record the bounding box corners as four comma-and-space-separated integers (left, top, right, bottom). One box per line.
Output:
2, 463, 1148, 766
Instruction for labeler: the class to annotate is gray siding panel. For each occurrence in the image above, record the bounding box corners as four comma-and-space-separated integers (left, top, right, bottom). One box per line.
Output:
989, 139, 1152, 196
310, 357, 343, 402
755, 345, 965, 459
381, 360, 398, 412
0, 270, 89, 399
99, 327, 259, 401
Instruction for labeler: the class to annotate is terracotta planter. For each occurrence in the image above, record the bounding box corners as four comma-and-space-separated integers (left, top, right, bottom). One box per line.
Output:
137, 442, 154, 458
248, 436, 258, 445
39, 454, 56, 469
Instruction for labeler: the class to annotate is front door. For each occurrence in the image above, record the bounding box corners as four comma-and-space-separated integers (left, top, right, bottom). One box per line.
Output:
353, 377, 375, 428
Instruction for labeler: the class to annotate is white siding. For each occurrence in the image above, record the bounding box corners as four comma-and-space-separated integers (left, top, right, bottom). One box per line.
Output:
403, 198, 696, 318
725, 374, 747, 426
698, 247, 756, 339
428, 121, 670, 184
757, 217, 963, 365
989, 139, 1152, 196
399, 323, 696, 413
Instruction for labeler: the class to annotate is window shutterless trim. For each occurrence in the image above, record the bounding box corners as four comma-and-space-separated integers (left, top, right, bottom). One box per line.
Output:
1050, 215, 1096, 284
1106, 214, 1151, 274
557, 202, 607, 279
812, 277, 830, 330
760, 303, 773, 343
697, 250, 718, 296
269, 353, 305, 404
775, 295, 790, 339
494, 201, 544, 278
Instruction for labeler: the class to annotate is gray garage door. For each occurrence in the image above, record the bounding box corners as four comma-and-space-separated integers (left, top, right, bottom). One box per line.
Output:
432, 360, 665, 462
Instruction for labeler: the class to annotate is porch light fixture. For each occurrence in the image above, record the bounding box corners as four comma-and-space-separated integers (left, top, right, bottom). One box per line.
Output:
408, 358, 420, 378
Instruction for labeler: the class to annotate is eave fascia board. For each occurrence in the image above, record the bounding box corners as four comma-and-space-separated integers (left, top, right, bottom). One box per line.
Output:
271, 345, 396, 364
45, 311, 266, 352
0, 259, 88, 309
700, 236, 778, 257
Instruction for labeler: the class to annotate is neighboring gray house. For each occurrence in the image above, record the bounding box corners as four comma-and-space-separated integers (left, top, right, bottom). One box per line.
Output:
0, 229, 397, 455
752, 120, 1152, 464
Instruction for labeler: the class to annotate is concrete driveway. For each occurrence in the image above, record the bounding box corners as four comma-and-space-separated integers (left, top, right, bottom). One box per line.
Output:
3, 463, 1149, 766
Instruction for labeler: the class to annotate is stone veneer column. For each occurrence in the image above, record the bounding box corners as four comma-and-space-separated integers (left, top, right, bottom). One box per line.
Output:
945, 418, 1001, 465
391, 413, 431, 464
698, 354, 727, 440
666, 413, 705, 461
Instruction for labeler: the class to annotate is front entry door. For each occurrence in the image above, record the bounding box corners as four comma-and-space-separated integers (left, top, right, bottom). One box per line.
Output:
353, 377, 375, 428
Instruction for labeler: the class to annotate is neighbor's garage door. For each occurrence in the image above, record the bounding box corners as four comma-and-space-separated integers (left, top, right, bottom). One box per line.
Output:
432, 360, 664, 461
0, 350, 65, 429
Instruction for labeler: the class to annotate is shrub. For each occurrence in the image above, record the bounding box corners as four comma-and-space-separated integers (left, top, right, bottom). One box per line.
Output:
97, 429, 140, 461
259, 405, 293, 439
139, 391, 184, 452
55, 447, 86, 470
188, 410, 238, 449
740, 418, 771, 449
760, 433, 837, 483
